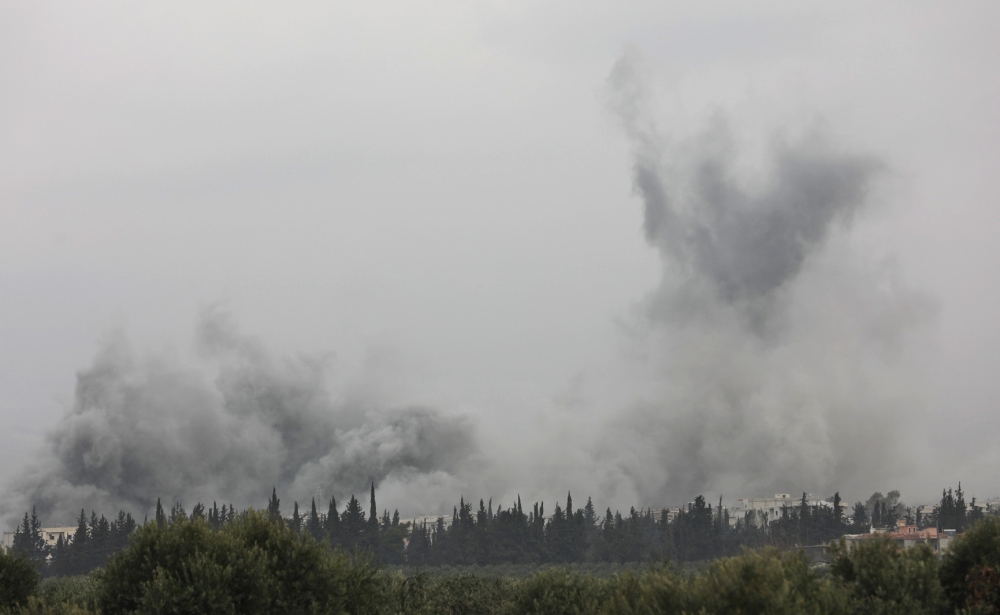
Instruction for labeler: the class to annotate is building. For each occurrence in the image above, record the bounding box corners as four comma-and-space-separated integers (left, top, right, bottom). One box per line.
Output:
839, 519, 958, 556
2, 526, 76, 553
736, 493, 833, 528
984, 497, 1000, 515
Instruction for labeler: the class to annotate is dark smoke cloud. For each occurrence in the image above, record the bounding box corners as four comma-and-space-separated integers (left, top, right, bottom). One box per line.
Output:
2, 311, 477, 526
591, 54, 936, 505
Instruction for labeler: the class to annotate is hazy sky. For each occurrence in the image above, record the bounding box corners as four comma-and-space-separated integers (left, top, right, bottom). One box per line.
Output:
2, 2, 999, 520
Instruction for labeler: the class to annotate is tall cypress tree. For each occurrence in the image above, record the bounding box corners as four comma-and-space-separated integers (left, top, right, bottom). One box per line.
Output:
155, 498, 166, 528
306, 497, 322, 541
477, 499, 488, 527
67, 508, 91, 574
955, 482, 968, 531
291, 502, 302, 534
267, 487, 281, 523
369, 483, 378, 531
209, 502, 220, 529
341, 494, 365, 548
92, 513, 111, 547
52, 535, 69, 576
29, 506, 45, 559
325, 496, 340, 540
11, 512, 32, 556
72, 509, 89, 549
583, 497, 596, 527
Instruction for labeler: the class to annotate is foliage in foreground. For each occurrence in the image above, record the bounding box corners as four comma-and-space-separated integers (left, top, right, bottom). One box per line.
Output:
4, 517, 1000, 615
0, 549, 39, 610
939, 516, 1000, 614
95, 510, 380, 615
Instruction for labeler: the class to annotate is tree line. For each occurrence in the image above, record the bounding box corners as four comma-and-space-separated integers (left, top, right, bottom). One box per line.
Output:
6, 483, 995, 576
4, 511, 1000, 614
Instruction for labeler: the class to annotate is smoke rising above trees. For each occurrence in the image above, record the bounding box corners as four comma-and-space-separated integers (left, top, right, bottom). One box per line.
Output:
1, 54, 941, 525
1, 311, 478, 527
590, 54, 936, 505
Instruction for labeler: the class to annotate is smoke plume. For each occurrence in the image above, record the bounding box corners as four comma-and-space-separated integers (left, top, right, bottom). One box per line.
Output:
2, 311, 477, 526
589, 55, 936, 505
2, 56, 939, 524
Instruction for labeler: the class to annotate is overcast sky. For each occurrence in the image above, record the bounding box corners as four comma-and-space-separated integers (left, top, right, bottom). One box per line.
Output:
2, 2, 999, 517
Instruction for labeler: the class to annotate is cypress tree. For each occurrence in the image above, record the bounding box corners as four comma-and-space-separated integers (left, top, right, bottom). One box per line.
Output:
325, 496, 340, 539
73, 509, 89, 548
368, 483, 378, 531
291, 502, 302, 534
11, 512, 31, 556
29, 506, 45, 559
584, 497, 596, 527
155, 498, 166, 528
955, 482, 967, 531
342, 495, 365, 535
52, 535, 68, 576
92, 513, 111, 546
477, 499, 488, 527
267, 487, 282, 523
69, 508, 90, 574
306, 498, 322, 541
113, 510, 126, 546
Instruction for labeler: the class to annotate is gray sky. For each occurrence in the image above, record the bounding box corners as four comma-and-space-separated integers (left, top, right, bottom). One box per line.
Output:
2, 2, 999, 521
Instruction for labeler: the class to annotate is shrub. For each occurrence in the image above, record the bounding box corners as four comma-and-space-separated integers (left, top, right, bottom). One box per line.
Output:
33, 576, 98, 611
418, 574, 515, 615
511, 568, 606, 615
374, 572, 518, 615
829, 535, 943, 615
0, 549, 39, 610
939, 517, 1000, 614
600, 566, 686, 615
94, 510, 377, 615
688, 548, 844, 615
1, 596, 96, 615
96, 518, 269, 615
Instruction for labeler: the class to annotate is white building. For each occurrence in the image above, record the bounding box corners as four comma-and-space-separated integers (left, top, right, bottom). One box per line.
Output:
2, 526, 76, 552
736, 493, 833, 528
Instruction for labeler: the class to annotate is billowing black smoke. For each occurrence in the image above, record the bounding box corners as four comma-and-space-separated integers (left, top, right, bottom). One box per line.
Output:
2, 311, 478, 526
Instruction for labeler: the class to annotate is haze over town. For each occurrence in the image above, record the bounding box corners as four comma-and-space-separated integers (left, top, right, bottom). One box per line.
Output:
2, 2, 999, 528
